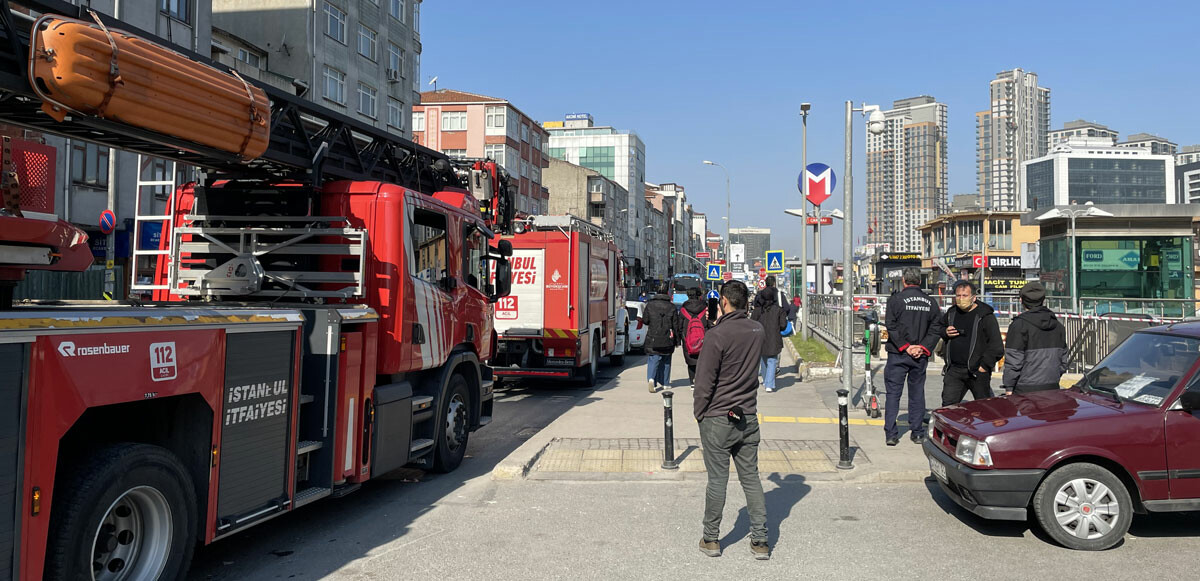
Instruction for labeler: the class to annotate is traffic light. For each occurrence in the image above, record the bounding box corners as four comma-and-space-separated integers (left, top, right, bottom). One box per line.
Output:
670, 246, 675, 259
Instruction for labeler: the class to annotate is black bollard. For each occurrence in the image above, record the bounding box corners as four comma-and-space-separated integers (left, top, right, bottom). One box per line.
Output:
662, 391, 678, 470
836, 388, 854, 470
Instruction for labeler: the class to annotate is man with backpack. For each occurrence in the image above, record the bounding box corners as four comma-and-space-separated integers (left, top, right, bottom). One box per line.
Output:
678, 287, 712, 389
643, 282, 682, 392
751, 276, 789, 393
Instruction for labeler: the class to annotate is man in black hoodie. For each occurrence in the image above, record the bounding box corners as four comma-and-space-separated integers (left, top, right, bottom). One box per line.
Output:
938, 280, 1003, 406
678, 287, 712, 388
1002, 281, 1069, 395
643, 282, 681, 393
883, 268, 944, 446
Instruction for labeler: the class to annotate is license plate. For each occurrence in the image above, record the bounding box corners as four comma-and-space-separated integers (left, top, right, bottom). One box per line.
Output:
929, 457, 948, 482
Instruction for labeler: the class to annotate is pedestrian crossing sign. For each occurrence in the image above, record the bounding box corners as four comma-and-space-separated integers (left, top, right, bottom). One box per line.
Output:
765, 250, 784, 274
706, 263, 722, 281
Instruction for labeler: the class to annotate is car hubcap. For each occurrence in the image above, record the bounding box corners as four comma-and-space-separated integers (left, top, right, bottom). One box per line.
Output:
92, 486, 172, 581
444, 394, 467, 452
1053, 478, 1119, 540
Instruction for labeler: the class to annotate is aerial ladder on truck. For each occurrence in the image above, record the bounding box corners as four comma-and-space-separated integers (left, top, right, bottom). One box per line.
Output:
0, 0, 515, 579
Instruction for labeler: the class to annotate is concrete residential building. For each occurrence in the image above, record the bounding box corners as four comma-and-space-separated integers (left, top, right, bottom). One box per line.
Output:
543, 158, 630, 253
645, 191, 675, 280
646, 182, 697, 275
865, 96, 948, 253
976, 68, 1051, 211
1048, 120, 1118, 150
1177, 145, 1200, 166
919, 210, 1039, 295
1118, 133, 1178, 156
413, 89, 550, 215
1022, 137, 1175, 209
214, 0, 421, 137
545, 115, 647, 266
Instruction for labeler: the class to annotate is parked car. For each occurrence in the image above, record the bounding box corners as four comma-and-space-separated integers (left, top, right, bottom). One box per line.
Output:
625, 300, 647, 352
612, 304, 629, 366
924, 323, 1200, 550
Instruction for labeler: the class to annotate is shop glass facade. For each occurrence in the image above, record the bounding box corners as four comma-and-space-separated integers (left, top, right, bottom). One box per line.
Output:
1040, 235, 1193, 302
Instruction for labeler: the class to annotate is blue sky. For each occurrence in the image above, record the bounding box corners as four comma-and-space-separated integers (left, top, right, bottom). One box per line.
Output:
422, 0, 1199, 259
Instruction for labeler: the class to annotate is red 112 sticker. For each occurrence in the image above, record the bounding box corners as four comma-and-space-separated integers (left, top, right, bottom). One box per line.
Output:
149, 342, 177, 382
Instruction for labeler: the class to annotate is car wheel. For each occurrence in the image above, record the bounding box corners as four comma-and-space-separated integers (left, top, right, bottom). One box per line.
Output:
1032, 462, 1132, 551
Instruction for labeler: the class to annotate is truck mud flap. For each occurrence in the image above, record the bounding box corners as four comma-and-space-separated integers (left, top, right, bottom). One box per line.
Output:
215, 331, 295, 535
0, 344, 26, 581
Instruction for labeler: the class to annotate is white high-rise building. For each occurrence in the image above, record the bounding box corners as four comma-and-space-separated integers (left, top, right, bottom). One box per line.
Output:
976, 68, 1051, 211
864, 96, 948, 253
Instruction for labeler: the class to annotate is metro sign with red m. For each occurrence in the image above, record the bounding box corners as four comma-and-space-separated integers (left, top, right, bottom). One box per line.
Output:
800, 163, 837, 207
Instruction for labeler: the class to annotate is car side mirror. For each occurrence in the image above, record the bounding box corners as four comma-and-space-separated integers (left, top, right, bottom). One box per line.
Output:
1179, 391, 1200, 412
489, 258, 511, 303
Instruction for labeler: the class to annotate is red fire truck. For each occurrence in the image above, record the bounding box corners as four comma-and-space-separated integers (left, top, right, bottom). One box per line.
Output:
490, 215, 623, 387
0, 2, 513, 579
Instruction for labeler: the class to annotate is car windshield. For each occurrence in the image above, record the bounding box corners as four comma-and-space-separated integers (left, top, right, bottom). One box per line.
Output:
1086, 332, 1200, 406
673, 278, 702, 293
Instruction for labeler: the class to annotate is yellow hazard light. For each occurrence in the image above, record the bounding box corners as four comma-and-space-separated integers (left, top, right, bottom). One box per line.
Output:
340, 336, 347, 352
31, 487, 40, 515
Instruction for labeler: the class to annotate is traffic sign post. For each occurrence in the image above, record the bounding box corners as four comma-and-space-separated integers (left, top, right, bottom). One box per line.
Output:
765, 250, 784, 274
706, 263, 722, 281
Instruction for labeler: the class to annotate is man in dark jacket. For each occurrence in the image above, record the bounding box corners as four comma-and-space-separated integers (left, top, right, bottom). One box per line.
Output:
643, 283, 681, 393
693, 280, 769, 560
1003, 281, 1069, 395
938, 280, 1004, 406
678, 287, 712, 389
751, 276, 788, 393
883, 268, 944, 446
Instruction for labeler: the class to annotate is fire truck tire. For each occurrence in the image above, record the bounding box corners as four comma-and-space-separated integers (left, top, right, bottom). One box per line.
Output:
431, 375, 471, 473
609, 353, 625, 367
45, 443, 197, 581
580, 340, 599, 387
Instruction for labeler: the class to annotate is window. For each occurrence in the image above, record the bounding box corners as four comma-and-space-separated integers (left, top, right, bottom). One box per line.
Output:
412, 111, 425, 132
413, 1, 419, 32
440, 111, 467, 131
989, 219, 1012, 251
71, 142, 110, 187
389, 0, 406, 22
160, 0, 189, 22
444, 149, 467, 159
387, 98, 404, 129
532, 131, 540, 150
357, 83, 377, 118
412, 209, 448, 284
412, 53, 420, 92
485, 106, 505, 136
324, 2, 346, 44
235, 48, 259, 68
520, 159, 528, 178
357, 25, 376, 60
323, 66, 345, 104
484, 144, 504, 166
463, 226, 487, 291
388, 43, 403, 74
520, 123, 529, 142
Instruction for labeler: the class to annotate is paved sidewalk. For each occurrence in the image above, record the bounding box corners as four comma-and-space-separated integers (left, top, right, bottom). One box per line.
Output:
492, 341, 932, 483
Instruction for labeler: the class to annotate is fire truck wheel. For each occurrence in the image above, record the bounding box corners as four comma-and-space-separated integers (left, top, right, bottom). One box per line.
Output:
580, 339, 599, 387
45, 443, 197, 581
431, 374, 470, 473
609, 353, 625, 367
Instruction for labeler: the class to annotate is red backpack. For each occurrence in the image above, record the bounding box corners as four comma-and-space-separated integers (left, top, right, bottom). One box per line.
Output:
681, 308, 706, 354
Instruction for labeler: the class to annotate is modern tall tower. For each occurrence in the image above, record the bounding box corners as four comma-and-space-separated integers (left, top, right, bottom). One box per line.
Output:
864, 96, 948, 253
976, 69, 1051, 211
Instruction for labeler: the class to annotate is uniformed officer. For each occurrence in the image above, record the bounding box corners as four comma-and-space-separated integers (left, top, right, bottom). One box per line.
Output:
882, 268, 944, 446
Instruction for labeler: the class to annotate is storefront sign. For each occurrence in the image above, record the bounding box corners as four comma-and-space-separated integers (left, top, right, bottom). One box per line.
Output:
1081, 249, 1140, 271
987, 256, 1021, 268
878, 253, 921, 261
983, 278, 1027, 291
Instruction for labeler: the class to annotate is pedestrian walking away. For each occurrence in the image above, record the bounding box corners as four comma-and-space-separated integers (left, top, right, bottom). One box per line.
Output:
938, 280, 1003, 407
678, 287, 712, 389
692, 280, 770, 559
750, 276, 788, 393
1003, 281, 1070, 395
643, 282, 681, 392
883, 268, 944, 446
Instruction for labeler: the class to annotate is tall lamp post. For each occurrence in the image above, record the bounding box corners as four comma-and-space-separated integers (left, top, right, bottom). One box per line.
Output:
702, 160, 731, 270
845, 101, 886, 404
799, 102, 811, 339
1036, 203, 1113, 314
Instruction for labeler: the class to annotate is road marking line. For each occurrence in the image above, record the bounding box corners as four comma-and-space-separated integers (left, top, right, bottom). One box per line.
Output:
762, 416, 797, 423
756, 416, 887, 427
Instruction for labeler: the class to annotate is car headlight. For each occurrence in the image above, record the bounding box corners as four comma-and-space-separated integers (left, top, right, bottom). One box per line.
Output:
954, 435, 993, 467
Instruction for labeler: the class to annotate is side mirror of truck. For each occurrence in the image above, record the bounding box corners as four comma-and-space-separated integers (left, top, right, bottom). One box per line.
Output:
496, 239, 513, 258
489, 258, 511, 303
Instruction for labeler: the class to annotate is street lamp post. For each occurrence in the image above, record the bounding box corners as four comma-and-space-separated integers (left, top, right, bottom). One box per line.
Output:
845, 101, 886, 407
1036, 204, 1113, 314
799, 103, 811, 340
702, 160, 731, 273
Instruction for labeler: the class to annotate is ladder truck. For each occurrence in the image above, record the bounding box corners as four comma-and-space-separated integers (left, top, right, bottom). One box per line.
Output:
0, 1, 513, 579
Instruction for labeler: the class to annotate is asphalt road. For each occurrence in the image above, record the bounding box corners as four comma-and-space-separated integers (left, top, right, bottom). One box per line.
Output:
187, 355, 1200, 580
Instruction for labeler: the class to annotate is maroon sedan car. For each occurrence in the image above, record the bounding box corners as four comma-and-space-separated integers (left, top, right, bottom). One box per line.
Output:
924, 323, 1200, 550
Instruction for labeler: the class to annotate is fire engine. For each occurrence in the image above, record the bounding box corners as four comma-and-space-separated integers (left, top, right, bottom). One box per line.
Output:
489, 215, 623, 387
0, 1, 514, 578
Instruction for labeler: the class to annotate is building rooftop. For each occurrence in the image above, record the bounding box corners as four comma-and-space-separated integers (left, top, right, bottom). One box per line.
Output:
419, 88, 504, 103
1055, 119, 1114, 132
1181, 145, 1200, 154
1122, 133, 1176, 145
